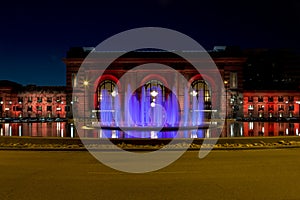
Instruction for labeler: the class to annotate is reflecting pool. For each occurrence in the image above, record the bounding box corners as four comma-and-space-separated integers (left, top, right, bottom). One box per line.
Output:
0, 121, 299, 138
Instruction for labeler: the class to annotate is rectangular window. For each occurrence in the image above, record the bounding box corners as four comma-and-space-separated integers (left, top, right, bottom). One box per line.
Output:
47, 97, 52, 103
36, 106, 42, 111
47, 106, 52, 111
56, 96, 61, 103
268, 105, 274, 111
73, 96, 79, 102
37, 97, 42, 103
288, 96, 294, 102
72, 73, 78, 87
268, 97, 273, 102
289, 105, 294, 111
248, 105, 254, 110
28, 96, 32, 103
18, 97, 23, 103
56, 107, 62, 111
258, 96, 263, 102
230, 72, 238, 89
16, 107, 22, 111
248, 96, 253, 102
278, 96, 284, 102
27, 106, 32, 112
258, 105, 264, 111
65, 106, 70, 112
278, 105, 284, 111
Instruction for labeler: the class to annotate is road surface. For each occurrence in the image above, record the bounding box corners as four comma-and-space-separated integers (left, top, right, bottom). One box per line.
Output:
0, 149, 300, 200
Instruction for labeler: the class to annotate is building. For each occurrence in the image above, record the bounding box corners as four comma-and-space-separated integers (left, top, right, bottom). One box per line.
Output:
63, 46, 247, 120
0, 81, 68, 119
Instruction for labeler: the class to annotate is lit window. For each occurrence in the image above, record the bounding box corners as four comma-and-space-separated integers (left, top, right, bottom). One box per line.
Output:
278, 105, 284, 111
36, 106, 42, 111
37, 97, 42, 103
229, 72, 238, 89
258, 105, 264, 111
248, 105, 254, 110
18, 97, 23, 103
72, 73, 78, 87
27, 106, 32, 112
56, 96, 62, 103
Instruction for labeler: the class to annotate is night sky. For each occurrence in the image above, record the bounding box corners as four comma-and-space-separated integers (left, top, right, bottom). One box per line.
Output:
0, 0, 299, 86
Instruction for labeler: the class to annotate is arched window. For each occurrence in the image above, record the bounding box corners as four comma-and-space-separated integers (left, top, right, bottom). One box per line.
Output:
144, 80, 166, 101
96, 80, 117, 108
191, 79, 211, 109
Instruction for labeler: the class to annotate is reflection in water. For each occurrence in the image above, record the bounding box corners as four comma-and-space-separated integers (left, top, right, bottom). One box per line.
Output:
0, 121, 299, 138
0, 122, 74, 137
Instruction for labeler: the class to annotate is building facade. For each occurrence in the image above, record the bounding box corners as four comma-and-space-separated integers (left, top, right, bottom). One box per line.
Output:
63, 47, 247, 120
0, 81, 68, 119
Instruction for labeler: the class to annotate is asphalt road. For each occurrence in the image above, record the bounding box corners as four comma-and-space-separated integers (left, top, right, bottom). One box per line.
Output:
0, 149, 300, 200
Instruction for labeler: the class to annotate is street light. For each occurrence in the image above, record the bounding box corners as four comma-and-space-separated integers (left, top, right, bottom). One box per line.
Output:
83, 80, 89, 126
224, 80, 229, 136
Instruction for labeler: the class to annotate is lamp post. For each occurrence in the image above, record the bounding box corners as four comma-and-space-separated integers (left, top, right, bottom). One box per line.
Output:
224, 80, 229, 136
83, 80, 89, 126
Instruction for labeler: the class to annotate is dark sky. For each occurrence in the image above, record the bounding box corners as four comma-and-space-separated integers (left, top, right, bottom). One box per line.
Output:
0, 0, 299, 86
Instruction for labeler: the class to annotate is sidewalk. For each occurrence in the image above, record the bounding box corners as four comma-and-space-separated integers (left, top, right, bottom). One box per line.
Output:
1, 136, 300, 151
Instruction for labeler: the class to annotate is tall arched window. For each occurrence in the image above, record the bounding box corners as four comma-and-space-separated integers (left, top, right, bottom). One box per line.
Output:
191, 79, 211, 110
144, 80, 166, 101
96, 80, 117, 108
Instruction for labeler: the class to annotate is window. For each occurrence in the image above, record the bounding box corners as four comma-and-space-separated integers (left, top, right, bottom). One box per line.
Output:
47, 97, 52, 103
37, 97, 42, 103
289, 105, 294, 111
18, 97, 23, 104
36, 106, 42, 111
248, 96, 253, 102
56, 107, 62, 111
191, 80, 211, 103
268, 105, 274, 111
56, 96, 62, 103
248, 105, 254, 110
65, 106, 70, 112
258, 96, 263, 102
27, 106, 32, 112
47, 106, 52, 112
28, 96, 32, 103
268, 97, 273, 102
72, 73, 78, 87
97, 80, 117, 109
230, 72, 238, 89
258, 105, 264, 111
278, 105, 284, 111
278, 96, 284, 102
288, 96, 294, 102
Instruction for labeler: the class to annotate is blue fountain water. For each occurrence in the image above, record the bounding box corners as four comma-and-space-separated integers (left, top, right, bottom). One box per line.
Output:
99, 84, 205, 138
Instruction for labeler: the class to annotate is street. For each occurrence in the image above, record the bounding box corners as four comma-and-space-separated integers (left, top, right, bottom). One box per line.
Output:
0, 149, 300, 200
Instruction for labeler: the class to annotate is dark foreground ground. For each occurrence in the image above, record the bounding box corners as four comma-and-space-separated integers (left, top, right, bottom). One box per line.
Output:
0, 149, 300, 200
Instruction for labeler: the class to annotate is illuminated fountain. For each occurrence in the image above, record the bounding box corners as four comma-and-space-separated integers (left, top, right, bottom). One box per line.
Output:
97, 84, 207, 138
